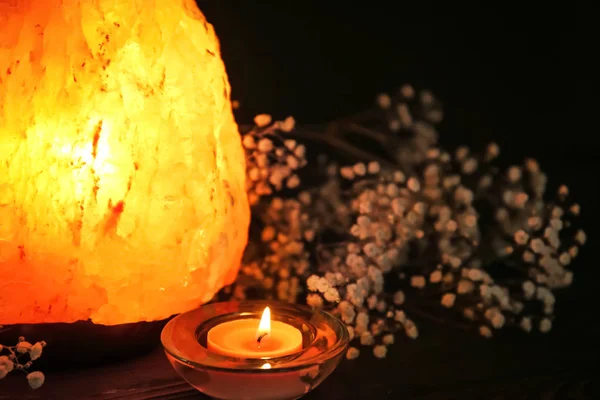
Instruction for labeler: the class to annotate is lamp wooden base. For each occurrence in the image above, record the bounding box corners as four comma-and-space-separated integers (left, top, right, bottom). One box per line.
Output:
0, 318, 172, 371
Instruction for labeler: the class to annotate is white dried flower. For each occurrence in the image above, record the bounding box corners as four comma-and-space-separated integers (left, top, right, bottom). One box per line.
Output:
254, 113, 272, 127
575, 230, 587, 245
307, 293, 324, 308
242, 134, 256, 149
441, 293, 456, 308
467, 269, 483, 282
16, 341, 32, 354
367, 294, 378, 310
30, 342, 43, 361
455, 146, 469, 161
286, 174, 300, 189
514, 230, 529, 246
507, 166, 522, 182
0, 356, 14, 373
558, 252, 571, 266
347, 326, 355, 341
346, 347, 360, 360
522, 281, 536, 299
393, 171, 406, 183
490, 312, 505, 329
306, 275, 320, 292
360, 332, 375, 346
377, 93, 392, 109
457, 280, 475, 294
397, 103, 412, 126
257, 138, 273, 153
324, 287, 341, 302
405, 320, 419, 339
382, 334, 395, 345
400, 84, 415, 98
430, 270, 442, 283
340, 166, 355, 180
411, 275, 426, 289
367, 161, 381, 174
523, 251, 535, 263
479, 325, 493, 338
27, 371, 45, 390
373, 345, 388, 359
539, 318, 552, 333
393, 290, 405, 305
558, 185, 569, 196
356, 311, 369, 328
388, 119, 401, 132
520, 317, 532, 332
394, 310, 407, 323
407, 177, 420, 192
339, 301, 356, 324
462, 158, 478, 175
316, 277, 330, 293
280, 116, 296, 132
353, 163, 367, 176
530, 238, 545, 254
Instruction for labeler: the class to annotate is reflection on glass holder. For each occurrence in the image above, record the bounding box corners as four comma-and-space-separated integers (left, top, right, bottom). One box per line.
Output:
161, 301, 349, 400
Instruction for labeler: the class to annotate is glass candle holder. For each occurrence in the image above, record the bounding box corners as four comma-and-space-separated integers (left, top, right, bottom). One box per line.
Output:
161, 301, 349, 400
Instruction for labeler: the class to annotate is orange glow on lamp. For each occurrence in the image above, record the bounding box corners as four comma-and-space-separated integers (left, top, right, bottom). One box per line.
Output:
0, 0, 250, 326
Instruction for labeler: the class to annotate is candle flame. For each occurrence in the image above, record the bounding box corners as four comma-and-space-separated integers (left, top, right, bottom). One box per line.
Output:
256, 306, 271, 343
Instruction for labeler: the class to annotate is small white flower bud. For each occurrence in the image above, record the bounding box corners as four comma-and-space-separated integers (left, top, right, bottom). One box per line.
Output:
30, 342, 43, 361
539, 318, 552, 333
346, 347, 360, 360
575, 230, 587, 245
324, 287, 341, 302
373, 345, 388, 359
393, 290, 405, 305
394, 310, 407, 323
410, 275, 426, 289
441, 293, 456, 308
306, 293, 324, 308
522, 281, 536, 299
16, 341, 32, 354
404, 320, 419, 339
254, 113, 272, 127
242, 134, 256, 149
353, 162, 367, 176
479, 325, 493, 338
377, 93, 391, 109
306, 275, 320, 292
27, 371, 45, 390
280, 116, 296, 132
347, 326, 355, 341
340, 166, 354, 180
367, 161, 381, 174
382, 334, 395, 345
429, 270, 442, 283
257, 138, 273, 153
520, 317, 532, 332
360, 332, 374, 346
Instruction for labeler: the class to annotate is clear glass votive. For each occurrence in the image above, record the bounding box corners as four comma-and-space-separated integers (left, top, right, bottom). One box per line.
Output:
161, 300, 349, 400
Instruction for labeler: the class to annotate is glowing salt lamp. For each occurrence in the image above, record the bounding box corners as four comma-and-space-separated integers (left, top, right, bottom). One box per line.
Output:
0, 0, 250, 326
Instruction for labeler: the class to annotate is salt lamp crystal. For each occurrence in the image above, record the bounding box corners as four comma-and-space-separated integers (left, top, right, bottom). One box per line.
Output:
0, 0, 249, 325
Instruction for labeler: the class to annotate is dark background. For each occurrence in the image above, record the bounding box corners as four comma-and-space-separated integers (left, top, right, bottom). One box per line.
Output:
1, 1, 594, 399
195, 1, 597, 399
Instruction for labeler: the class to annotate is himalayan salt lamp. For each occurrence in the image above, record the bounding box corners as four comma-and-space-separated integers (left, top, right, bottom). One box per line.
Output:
0, 0, 250, 326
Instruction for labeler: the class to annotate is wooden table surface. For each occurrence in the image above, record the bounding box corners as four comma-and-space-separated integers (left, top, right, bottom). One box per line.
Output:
1, 305, 598, 400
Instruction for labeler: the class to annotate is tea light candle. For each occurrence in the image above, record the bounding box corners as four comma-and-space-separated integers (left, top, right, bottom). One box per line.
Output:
207, 307, 302, 358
